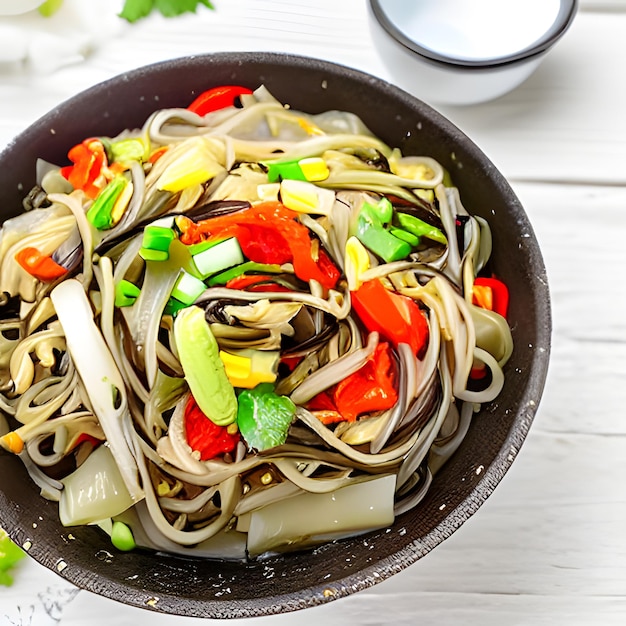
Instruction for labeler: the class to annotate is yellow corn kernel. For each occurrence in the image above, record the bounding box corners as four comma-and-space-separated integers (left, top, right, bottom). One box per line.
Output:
219, 349, 279, 389
345, 236, 371, 291
1, 432, 24, 454
219, 350, 252, 383
298, 157, 330, 182
280, 179, 334, 216
110, 180, 134, 225
158, 140, 223, 193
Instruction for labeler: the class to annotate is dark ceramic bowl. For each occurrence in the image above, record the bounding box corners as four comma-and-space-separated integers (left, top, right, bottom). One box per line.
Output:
0, 52, 551, 618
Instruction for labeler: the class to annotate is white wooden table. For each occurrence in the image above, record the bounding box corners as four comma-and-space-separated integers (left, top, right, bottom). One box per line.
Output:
1, 1, 625, 624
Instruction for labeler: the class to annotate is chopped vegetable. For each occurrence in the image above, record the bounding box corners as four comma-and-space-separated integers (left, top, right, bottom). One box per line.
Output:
472, 276, 509, 319
266, 157, 329, 183
355, 198, 412, 263
183, 395, 240, 460
156, 138, 223, 193
50, 279, 143, 502
394, 211, 447, 245
309, 342, 398, 423
173, 305, 237, 426
237, 383, 296, 451
170, 270, 206, 306
279, 179, 335, 215
388, 225, 420, 247
365, 196, 393, 223
115, 279, 141, 308
187, 85, 253, 116
206, 261, 283, 287
111, 520, 137, 552
139, 225, 176, 261
0, 431, 24, 454
59, 444, 135, 526
0, 530, 25, 587
60, 138, 108, 199
86, 176, 129, 230
351, 278, 429, 357
224, 274, 291, 293
109, 137, 148, 165
191, 237, 244, 279
344, 235, 371, 291
220, 348, 280, 389
246, 474, 396, 557
14, 246, 67, 282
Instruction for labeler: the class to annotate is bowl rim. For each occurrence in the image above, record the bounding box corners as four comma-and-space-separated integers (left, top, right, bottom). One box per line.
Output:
369, 0, 578, 69
0, 51, 552, 618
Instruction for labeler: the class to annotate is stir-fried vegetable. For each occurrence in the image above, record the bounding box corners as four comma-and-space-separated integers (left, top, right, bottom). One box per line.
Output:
174, 305, 237, 426
0, 84, 513, 561
0, 530, 24, 586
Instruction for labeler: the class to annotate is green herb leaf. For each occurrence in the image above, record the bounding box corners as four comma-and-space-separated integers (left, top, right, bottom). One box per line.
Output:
155, 0, 214, 18
120, 0, 214, 23
38, 0, 64, 17
119, 0, 155, 23
0, 530, 25, 587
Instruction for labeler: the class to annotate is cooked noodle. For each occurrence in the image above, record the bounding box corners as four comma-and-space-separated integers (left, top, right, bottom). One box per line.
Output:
0, 85, 513, 560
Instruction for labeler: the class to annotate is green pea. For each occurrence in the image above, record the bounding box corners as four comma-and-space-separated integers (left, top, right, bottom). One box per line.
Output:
111, 521, 136, 552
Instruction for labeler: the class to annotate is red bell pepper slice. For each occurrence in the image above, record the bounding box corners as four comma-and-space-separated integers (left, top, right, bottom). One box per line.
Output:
184, 395, 240, 461
225, 274, 291, 292
307, 391, 344, 425
187, 85, 253, 116
334, 341, 398, 421
235, 223, 293, 265
72, 433, 104, 450
351, 279, 429, 357
472, 276, 509, 319
179, 201, 341, 290
15, 247, 68, 282
60, 138, 108, 200
308, 341, 398, 423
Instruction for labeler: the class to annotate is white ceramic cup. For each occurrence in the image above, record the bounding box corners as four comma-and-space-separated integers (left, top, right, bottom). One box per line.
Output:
369, 0, 578, 105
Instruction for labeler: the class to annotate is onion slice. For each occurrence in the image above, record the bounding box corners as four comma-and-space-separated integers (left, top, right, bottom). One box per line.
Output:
50, 279, 143, 502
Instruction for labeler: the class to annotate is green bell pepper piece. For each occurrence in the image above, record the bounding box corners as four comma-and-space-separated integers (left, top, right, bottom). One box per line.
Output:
394, 212, 447, 245
237, 383, 296, 451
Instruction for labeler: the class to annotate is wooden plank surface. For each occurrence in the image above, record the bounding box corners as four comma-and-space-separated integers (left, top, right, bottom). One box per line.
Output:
0, 2, 625, 186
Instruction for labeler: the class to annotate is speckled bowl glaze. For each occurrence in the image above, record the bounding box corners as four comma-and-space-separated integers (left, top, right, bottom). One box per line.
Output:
0, 52, 551, 618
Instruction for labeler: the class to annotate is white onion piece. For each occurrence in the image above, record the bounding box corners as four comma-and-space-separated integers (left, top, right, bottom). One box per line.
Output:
59, 444, 134, 526
50, 279, 143, 502
117, 501, 248, 561
247, 474, 396, 557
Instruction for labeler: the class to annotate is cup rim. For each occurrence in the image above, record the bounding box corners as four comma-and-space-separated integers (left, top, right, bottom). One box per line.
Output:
369, 0, 578, 69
